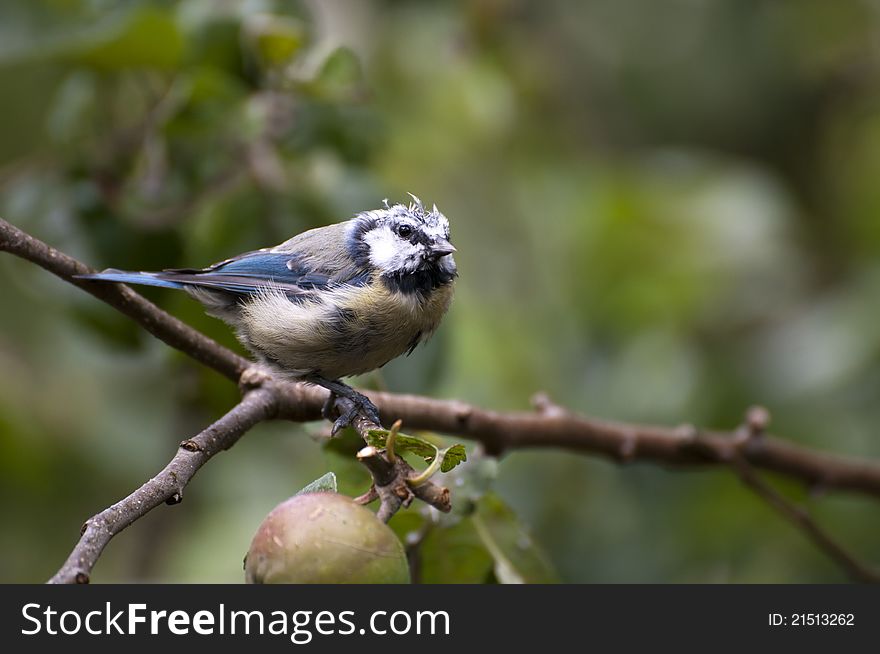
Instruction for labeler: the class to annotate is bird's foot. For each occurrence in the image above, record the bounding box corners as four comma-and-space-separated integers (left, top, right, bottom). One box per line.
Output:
310, 377, 382, 435
331, 393, 382, 436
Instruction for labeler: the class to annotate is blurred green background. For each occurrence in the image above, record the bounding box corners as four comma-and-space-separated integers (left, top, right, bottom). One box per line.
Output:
2, 0, 880, 583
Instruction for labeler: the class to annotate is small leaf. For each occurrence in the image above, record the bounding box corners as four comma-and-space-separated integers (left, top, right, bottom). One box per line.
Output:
367, 428, 468, 475
315, 47, 362, 89
365, 429, 438, 461
295, 472, 337, 496
323, 427, 363, 457
386, 509, 427, 547
472, 493, 559, 584
419, 518, 495, 584
438, 444, 468, 473
322, 447, 370, 498
448, 455, 499, 511
244, 14, 306, 67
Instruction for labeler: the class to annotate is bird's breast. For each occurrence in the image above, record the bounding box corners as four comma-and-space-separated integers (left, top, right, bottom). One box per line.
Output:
327, 280, 454, 374
237, 278, 454, 380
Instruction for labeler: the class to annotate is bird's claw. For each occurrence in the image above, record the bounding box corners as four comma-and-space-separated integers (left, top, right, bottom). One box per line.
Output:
361, 397, 382, 425
329, 396, 382, 436
331, 406, 358, 436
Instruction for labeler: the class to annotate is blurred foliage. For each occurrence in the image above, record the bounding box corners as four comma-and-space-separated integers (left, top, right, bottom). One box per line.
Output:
2, 0, 880, 582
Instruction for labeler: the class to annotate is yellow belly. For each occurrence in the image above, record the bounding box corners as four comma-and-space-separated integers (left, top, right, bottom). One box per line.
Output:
238, 281, 454, 380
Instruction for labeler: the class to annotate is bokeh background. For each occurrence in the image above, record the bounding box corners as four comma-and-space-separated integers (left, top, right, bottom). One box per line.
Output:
2, 0, 880, 583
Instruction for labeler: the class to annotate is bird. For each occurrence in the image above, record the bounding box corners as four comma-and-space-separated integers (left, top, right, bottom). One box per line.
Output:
79, 195, 457, 434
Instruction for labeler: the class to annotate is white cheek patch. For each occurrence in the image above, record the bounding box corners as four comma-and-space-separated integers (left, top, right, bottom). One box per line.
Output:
364, 226, 398, 269
364, 226, 422, 271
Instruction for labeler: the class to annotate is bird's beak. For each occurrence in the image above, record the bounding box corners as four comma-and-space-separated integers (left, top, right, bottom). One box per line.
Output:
427, 237, 456, 258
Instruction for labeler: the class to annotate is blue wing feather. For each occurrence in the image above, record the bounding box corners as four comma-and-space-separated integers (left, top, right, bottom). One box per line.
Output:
80, 251, 369, 297
77, 270, 187, 289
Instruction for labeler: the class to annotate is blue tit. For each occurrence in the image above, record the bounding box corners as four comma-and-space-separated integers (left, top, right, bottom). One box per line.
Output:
79, 195, 457, 433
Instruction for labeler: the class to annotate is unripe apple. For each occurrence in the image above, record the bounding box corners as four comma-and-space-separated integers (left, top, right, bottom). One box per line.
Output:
245, 492, 410, 584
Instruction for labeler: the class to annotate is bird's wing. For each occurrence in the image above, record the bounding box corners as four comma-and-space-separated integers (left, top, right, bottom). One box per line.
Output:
156, 248, 368, 298
80, 222, 367, 298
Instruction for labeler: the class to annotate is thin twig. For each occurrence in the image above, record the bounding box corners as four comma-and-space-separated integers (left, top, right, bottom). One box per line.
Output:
723, 407, 880, 583
332, 398, 450, 521
0, 217, 247, 380
355, 445, 451, 522
729, 453, 880, 583
48, 383, 280, 584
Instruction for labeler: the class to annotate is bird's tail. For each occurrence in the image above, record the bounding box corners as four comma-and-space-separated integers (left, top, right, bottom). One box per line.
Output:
77, 269, 187, 290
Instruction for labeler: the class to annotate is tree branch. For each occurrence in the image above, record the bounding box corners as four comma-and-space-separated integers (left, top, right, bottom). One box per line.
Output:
4, 215, 879, 501
3, 217, 880, 583
48, 382, 280, 584
355, 390, 880, 500
355, 444, 451, 523
729, 453, 880, 583
329, 402, 452, 521
0, 218, 247, 380
680, 408, 880, 583
46, 364, 452, 582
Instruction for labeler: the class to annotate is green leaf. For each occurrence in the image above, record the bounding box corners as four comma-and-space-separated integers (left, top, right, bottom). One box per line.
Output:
438, 444, 468, 473
68, 7, 184, 70
447, 455, 498, 512
323, 426, 363, 457
472, 493, 559, 584
365, 429, 436, 460
305, 46, 364, 100
245, 15, 306, 67
419, 518, 495, 584
386, 508, 427, 545
317, 47, 362, 86
366, 429, 467, 473
321, 428, 370, 497
295, 472, 337, 496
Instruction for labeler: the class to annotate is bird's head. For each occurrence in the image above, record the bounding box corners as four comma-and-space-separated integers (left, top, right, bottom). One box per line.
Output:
348, 195, 457, 286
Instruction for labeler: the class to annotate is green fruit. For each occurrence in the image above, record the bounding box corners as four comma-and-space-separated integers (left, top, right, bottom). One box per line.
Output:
244, 492, 410, 584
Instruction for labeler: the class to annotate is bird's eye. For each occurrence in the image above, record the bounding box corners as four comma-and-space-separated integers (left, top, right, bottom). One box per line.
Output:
396, 224, 413, 238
